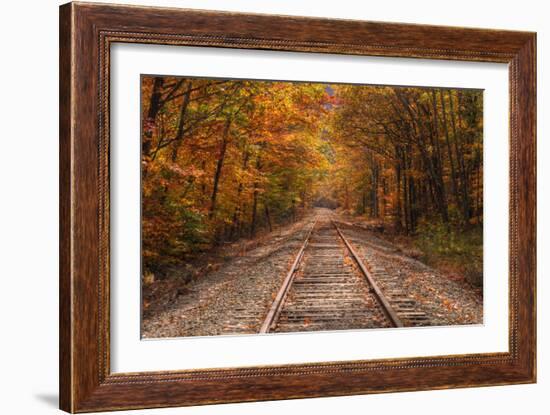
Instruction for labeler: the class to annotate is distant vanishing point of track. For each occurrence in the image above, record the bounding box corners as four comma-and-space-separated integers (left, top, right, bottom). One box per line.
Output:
260, 212, 428, 333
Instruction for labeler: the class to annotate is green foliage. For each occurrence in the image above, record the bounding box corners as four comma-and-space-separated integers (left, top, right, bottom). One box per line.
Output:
413, 220, 483, 285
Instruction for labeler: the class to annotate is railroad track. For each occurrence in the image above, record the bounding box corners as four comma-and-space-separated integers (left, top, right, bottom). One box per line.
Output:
260, 214, 427, 333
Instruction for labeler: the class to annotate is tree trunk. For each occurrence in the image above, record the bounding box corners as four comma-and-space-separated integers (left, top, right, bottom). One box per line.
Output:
264, 203, 273, 232
439, 89, 459, 206
409, 175, 417, 232
394, 159, 403, 231
171, 81, 193, 162
430, 90, 449, 225
404, 173, 410, 234
230, 150, 250, 239
448, 90, 471, 222
370, 154, 379, 218
250, 157, 262, 237
209, 118, 231, 218
142, 77, 164, 159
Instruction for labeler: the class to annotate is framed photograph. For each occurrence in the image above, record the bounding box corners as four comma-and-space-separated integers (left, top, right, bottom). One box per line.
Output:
59, 2, 536, 412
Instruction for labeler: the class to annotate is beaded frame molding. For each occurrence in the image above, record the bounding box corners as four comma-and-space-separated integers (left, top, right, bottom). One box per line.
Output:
59, 2, 536, 412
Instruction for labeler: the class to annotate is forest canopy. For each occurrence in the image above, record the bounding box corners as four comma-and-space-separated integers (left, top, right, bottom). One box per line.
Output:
141, 75, 483, 277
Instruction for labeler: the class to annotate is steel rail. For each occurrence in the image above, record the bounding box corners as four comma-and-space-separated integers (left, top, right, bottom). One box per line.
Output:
331, 220, 404, 328
259, 217, 318, 333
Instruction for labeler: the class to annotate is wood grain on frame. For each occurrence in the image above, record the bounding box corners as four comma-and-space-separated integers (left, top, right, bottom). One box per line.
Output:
59, 2, 536, 412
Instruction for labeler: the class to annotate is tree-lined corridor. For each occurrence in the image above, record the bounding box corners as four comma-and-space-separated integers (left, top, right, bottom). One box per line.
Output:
141, 76, 483, 285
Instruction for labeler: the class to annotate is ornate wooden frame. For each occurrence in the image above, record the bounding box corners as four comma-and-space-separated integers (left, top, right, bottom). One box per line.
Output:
59, 2, 536, 412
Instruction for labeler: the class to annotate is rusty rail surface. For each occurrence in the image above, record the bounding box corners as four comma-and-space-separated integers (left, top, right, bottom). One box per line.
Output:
331, 220, 404, 328
259, 217, 318, 333
260, 214, 409, 333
